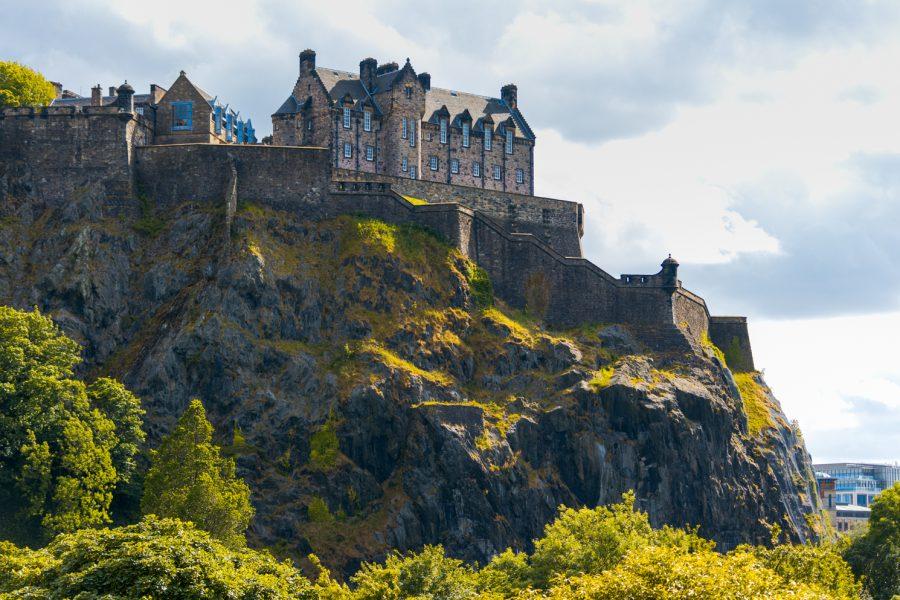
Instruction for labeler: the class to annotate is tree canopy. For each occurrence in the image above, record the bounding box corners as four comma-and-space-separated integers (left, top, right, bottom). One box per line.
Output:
0, 306, 145, 538
845, 481, 900, 599
141, 398, 254, 548
0, 61, 56, 108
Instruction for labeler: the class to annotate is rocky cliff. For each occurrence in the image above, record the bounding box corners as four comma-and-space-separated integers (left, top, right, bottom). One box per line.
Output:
0, 191, 824, 574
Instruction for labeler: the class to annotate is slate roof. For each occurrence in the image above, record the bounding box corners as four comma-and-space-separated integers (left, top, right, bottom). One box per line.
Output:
52, 94, 154, 107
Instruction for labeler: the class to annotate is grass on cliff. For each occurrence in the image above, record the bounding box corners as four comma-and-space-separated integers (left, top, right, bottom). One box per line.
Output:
734, 372, 776, 436
362, 341, 453, 386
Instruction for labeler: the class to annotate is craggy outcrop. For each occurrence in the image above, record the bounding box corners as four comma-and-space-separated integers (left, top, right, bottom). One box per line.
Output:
0, 193, 823, 574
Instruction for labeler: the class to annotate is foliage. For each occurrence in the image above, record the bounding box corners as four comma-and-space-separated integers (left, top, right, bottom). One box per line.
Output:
141, 399, 254, 548
0, 306, 144, 537
132, 194, 166, 237
588, 366, 615, 391
308, 496, 334, 523
308, 418, 340, 471
364, 341, 453, 386
751, 541, 862, 598
700, 331, 727, 365
0, 61, 56, 108
351, 544, 479, 600
845, 481, 900, 599
0, 517, 320, 599
464, 262, 494, 308
733, 372, 775, 436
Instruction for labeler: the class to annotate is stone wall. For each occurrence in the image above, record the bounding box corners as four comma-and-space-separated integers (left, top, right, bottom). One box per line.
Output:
709, 316, 756, 372
334, 168, 583, 257
0, 105, 152, 208
134, 144, 331, 211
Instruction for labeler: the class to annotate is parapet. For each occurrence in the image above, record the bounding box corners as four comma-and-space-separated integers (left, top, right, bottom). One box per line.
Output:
708, 316, 755, 372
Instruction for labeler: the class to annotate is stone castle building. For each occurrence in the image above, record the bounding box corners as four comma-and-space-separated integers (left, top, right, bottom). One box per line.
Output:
272, 50, 534, 195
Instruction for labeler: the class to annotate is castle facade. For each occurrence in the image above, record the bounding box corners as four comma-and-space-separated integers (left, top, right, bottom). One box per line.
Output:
272, 50, 535, 196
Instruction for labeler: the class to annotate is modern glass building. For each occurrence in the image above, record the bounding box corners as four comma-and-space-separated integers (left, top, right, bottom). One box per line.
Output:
814, 462, 900, 507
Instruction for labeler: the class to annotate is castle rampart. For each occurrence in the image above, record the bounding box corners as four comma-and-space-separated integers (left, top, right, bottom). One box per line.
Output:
708, 316, 755, 372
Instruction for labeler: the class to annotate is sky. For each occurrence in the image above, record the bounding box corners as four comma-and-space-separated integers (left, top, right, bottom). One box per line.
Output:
2, 0, 898, 464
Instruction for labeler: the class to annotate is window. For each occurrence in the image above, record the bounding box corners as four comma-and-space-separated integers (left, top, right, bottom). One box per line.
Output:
409, 121, 416, 147
214, 107, 222, 133
343, 142, 352, 158
172, 101, 193, 131
366, 145, 374, 161
516, 168, 524, 184
136, 106, 144, 116
505, 129, 513, 154
440, 118, 448, 144
401, 117, 408, 139
410, 166, 417, 179
405, 86, 412, 99
225, 113, 233, 142
343, 107, 351, 129
472, 162, 481, 177
450, 158, 459, 174
462, 122, 470, 147
429, 156, 438, 171
364, 111, 372, 132
484, 127, 492, 150
307, 120, 312, 131
402, 156, 408, 172
493, 165, 502, 180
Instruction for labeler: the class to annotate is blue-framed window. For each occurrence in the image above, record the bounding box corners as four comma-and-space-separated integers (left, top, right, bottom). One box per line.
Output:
462, 122, 470, 147
226, 113, 233, 142
214, 106, 222, 134
172, 101, 193, 131
237, 121, 245, 144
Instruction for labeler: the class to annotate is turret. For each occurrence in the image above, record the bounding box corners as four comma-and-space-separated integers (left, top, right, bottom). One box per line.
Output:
417, 72, 431, 91
359, 57, 377, 91
115, 81, 134, 113
660, 254, 679, 290
299, 49, 316, 74
501, 83, 518, 109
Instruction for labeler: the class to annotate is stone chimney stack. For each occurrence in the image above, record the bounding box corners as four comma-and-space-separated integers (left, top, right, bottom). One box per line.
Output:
359, 57, 377, 91
150, 84, 165, 104
299, 49, 316, 74
501, 84, 518, 109
109, 86, 116, 97
115, 81, 135, 113
91, 85, 102, 106
417, 72, 431, 91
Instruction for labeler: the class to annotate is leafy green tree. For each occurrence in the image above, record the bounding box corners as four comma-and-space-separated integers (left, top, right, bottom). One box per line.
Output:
0, 306, 144, 538
350, 545, 479, 600
845, 481, 900, 599
0, 61, 56, 108
0, 517, 319, 598
141, 399, 254, 548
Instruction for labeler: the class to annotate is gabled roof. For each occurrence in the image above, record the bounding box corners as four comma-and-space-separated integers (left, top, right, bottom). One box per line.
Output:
424, 87, 534, 140
274, 95, 301, 115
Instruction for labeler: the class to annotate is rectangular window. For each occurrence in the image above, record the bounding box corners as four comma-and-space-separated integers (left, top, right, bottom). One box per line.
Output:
450, 158, 459, 174
366, 145, 374, 161
484, 127, 492, 151
401, 156, 408, 172
214, 106, 222, 134
307, 120, 312, 131
440, 118, 448, 144
516, 168, 524, 184
429, 156, 438, 171
172, 101, 193, 131
343, 107, 351, 129
409, 121, 416, 147
462, 122, 470, 147
410, 166, 417, 180
343, 142, 352, 158
401, 117, 408, 139
505, 129, 513, 154
472, 162, 481, 177
225, 113, 233, 142
405, 86, 412, 99
493, 165, 502, 180
364, 111, 372, 132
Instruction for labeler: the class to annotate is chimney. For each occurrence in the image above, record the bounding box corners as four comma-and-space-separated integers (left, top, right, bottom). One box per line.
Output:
299, 48, 316, 74
115, 81, 135, 113
376, 61, 399, 75
501, 83, 517, 109
359, 57, 377, 91
109, 86, 116, 97
417, 72, 431, 91
150, 84, 166, 104
50, 81, 63, 99
91, 85, 102, 106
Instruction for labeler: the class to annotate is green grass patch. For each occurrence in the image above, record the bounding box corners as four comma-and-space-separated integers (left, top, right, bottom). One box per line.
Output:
308, 419, 340, 471
701, 331, 727, 365
402, 194, 429, 205
307, 496, 333, 523
734, 372, 775, 436
464, 262, 494, 308
482, 307, 535, 345
364, 341, 453, 386
589, 365, 616, 391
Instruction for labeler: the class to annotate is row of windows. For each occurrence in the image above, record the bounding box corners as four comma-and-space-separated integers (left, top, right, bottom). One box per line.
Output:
426, 157, 525, 182
342, 142, 376, 161
343, 107, 374, 132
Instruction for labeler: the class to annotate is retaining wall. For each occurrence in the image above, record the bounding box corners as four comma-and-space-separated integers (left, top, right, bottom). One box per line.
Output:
708, 316, 755, 372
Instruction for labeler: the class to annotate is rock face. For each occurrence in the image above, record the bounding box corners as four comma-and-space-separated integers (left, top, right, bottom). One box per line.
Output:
0, 195, 823, 574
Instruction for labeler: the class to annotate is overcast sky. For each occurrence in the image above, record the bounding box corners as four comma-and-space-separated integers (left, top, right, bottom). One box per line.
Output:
3, 0, 898, 464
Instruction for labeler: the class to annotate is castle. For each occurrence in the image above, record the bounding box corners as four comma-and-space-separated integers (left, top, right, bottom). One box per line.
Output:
0, 50, 755, 369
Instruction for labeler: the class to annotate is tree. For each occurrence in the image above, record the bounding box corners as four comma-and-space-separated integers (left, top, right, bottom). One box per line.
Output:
845, 481, 900, 599
141, 399, 254, 548
0, 306, 144, 538
0, 61, 56, 108
351, 545, 478, 600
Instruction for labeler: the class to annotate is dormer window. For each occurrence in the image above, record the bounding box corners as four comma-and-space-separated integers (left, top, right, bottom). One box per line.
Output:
462, 122, 470, 147
484, 126, 492, 151
505, 129, 513, 154
440, 118, 448, 144
343, 107, 351, 129
364, 110, 372, 132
